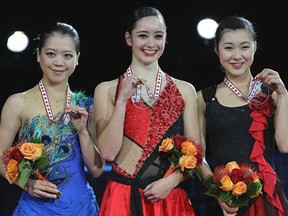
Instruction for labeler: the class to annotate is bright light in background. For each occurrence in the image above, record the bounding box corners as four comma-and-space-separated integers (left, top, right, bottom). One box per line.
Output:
7, 31, 29, 53
197, 18, 218, 40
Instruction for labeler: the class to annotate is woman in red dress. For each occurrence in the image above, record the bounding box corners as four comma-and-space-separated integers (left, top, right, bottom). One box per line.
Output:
94, 6, 212, 216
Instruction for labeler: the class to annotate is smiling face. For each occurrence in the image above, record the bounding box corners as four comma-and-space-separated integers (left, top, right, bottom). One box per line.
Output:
37, 32, 80, 84
125, 15, 167, 66
217, 29, 256, 78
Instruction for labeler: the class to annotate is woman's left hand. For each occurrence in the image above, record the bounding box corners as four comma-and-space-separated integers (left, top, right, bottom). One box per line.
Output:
65, 105, 88, 134
143, 178, 173, 203
258, 68, 286, 94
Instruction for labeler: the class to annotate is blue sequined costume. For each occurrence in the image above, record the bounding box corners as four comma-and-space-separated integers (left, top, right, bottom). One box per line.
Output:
13, 92, 99, 216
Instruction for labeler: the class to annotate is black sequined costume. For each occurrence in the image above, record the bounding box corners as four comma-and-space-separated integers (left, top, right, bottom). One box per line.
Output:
201, 85, 288, 216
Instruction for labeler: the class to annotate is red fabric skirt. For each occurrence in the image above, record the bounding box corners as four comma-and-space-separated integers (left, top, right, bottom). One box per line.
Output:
99, 180, 196, 216
244, 189, 288, 216
244, 196, 266, 216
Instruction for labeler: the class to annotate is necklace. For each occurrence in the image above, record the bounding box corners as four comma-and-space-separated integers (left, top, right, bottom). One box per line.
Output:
38, 80, 71, 124
126, 66, 163, 104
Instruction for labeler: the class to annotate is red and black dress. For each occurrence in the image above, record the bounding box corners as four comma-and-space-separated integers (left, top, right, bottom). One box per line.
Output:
99, 73, 196, 216
202, 85, 288, 216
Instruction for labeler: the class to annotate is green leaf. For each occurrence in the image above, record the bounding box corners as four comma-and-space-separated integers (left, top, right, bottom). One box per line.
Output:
185, 168, 194, 177
219, 191, 233, 202
246, 181, 262, 196
205, 191, 220, 198
18, 167, 32, 188
18, 159, 32, 172
168, 158, 178, 166
173, 150, 182, 158
232, 195, 249, 208
160, 151, 173, 159
205, 186, 222, 197
33, 155, 49, 171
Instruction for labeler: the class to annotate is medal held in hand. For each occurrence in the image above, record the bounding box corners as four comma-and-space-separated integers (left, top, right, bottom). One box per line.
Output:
224, 76, 270, 106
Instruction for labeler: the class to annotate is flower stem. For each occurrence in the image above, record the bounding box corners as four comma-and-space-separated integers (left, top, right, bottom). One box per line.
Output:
164, 165, 177, 177
34, 171, 62, 199
34, 171, 48, 181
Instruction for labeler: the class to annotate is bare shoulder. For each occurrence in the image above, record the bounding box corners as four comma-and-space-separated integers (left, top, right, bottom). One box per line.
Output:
0, 89, 32, 123
4, 83, 40, 109
170, 76, 196, 96
4, 91, 27, 110
94, 78, 120, 106
94, 78, 119, 94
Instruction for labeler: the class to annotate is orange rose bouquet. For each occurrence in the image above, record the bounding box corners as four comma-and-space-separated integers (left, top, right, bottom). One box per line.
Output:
205, 161, 263, 208
3, 141, 61, 198
158, 135, 203, 178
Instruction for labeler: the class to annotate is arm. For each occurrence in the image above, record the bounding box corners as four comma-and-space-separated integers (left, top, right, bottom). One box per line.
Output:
65, 104, 104, 178
180, 84, 213, 185
0, 94, 23, 178
94, 76, 139, 161
0, 93, 60, 199
196, 90, 213, 182
197, 90, 238, 216
258, 68, 288, 153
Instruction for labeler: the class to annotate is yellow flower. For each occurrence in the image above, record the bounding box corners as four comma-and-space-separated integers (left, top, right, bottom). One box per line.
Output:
181, 141, 197, 156
232, 181, 247, 196
19, 143, 45, 160
159, 135, 203, 178
205, 161, 263, 208
159, 138, 174, 152
179, 155, 197, 171
226, 161, 240, 172
5, 159, 20, 184
220, 176, 234, 191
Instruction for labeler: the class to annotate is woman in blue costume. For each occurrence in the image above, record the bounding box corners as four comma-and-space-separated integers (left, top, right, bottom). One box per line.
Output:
94, 6, 213, 216
0, 22, 104, 215
197, 16, 288, 216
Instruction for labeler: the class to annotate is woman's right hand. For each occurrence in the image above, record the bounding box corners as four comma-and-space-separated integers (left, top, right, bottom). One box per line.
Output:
118, 75, 146, 102
217, 198, 238, 216
23, 178, 60, 199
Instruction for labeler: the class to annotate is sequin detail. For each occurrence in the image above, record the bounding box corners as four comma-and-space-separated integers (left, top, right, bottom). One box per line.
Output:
113, 73, 184, 177
19, 91, 92, 189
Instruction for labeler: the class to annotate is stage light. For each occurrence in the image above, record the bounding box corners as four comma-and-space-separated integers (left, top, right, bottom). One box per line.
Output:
197, 18, 218, 40
7, 31, 29, 53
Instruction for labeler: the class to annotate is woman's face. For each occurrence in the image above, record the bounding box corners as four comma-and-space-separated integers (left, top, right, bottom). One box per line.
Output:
37, 32, 80, 83
125, 16, 166, 66
217, 29, 256, 77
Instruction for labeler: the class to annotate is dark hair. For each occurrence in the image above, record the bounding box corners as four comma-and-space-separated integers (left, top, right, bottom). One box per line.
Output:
35, 22, 80, 53
126, 6, 166, 34
214, 16, 257, 48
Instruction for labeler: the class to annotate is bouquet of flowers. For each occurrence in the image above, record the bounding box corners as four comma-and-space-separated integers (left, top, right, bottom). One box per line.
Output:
158, 135, 203, 178
205, 161, 263, 208
3, 141, 61, 198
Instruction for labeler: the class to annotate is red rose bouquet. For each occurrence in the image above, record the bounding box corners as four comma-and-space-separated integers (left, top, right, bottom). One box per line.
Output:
158, 135, 203, 178
3, 141, 61, 198
205, 161, 263, 208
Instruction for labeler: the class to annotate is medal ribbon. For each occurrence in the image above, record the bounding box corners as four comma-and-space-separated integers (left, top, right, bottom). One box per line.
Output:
38, 80, 72, 124
126, 66, 162, 103
224, 77, 262, 101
